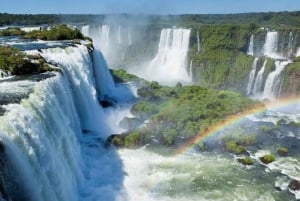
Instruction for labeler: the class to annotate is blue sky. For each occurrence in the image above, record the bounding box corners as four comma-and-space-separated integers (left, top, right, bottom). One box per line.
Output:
0, 0, 299, 14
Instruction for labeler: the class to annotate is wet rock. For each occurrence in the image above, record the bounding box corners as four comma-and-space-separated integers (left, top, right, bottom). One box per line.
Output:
288, 179, 300, 191
106, 134, 124, 148
0, 141, 4, 154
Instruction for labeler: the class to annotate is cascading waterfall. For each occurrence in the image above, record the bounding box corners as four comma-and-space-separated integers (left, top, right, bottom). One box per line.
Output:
297, 47, 300, 57
247, 34, 254, 56
189, 60, 193, 79
99, 25, 110, 52
262, 60, 291, 100
0, 44, 127, 201
81, 25, 90, 37
288, 32, 294, 56
197, 30, 201, 53
0, 74, 84, 201
117, 26, 122, 44
246, 57, 258, 95
252, 60, 267, 96
263, 31, 279, 58
127, 28, 132, 46
41, 45, 106, 132
138, 28, 192, 85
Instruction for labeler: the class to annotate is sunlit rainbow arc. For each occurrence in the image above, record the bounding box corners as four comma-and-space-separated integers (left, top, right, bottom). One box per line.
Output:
174, 96, 300, 155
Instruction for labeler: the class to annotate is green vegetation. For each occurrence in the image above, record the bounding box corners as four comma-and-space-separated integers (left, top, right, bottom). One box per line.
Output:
281, 60, 300, 97
110, 69, 143, 83
238, 157, 253, 165
22, 25, 84, 41
189, 24, 256, 92
223, 133, 258, 146
259, 154, 275, 164
108, 81, 263, 147
277, 147, 288, 156
0, 27, 25, 36
260, 125, 272, 134
225, 141, 246, 155
0, 45, 55, 75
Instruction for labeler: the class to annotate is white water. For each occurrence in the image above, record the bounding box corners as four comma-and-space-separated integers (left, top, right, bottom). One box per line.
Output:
296, 47, 300, 57
0, 74, 84, 201
197, 30, 201, 53
81, 25, 90, 37
252, 60, 267, 96
0, 44, 132, 201
263, 31, 279, 58
288, 32, 294, 56
246, 58, 258, 95
247, 34, 254, 56
118, 148, 289, 201
136, 28, 192, 85
189, 60, 193, 79
262, 60, 290, 100
118, 26, 122, 44
99, 25, 111, 54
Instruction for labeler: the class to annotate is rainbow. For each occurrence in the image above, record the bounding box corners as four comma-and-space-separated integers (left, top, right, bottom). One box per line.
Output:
173, 96, 300, 155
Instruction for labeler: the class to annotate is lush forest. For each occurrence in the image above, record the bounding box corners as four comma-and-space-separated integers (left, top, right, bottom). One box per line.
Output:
1, 11, 300, 27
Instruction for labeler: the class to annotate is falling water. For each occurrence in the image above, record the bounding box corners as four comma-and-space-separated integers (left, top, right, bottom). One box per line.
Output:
252, 60, 267, 96
246, 58, 258, 95
127, 28, 132, 46
197, 30, 201, 53
189, 60, 193, 80
81, 25, 90, 37
99, 25, 110, 51
288, 32, 294, 56
118, 26, 122, 44
247, 34, 254, 56
262, 60, 291, 100
263, 31, 279, 58
138, 28, 192, 85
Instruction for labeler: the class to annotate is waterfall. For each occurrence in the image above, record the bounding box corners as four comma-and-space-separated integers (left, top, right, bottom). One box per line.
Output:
246, 57, 258, 95
189, 60, 193, 80
262, 60, 290, 100
139, 28, 192, 85
81, 25, 90, 37
41, 46, 106, 132
197, 30, 201, 53
288, 32, 294, 56
263, 31, 278, 58
0, 74, 84, 201
252, 60, 267, 96
127, 28, 132, 46
0, 45, 126, 201
99, 25, 110, 52
118, 26, 122, 44
247, 34, 254, 56
297, 47, 300, 57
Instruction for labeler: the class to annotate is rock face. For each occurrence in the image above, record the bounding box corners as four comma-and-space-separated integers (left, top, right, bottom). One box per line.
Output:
288, 180, 300, 191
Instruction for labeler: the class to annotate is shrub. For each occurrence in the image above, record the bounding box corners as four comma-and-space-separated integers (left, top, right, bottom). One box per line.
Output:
225, 141, 246, 155
277, 147, 288, 156
238, 157, 253, 165
259, 154, 275, 164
